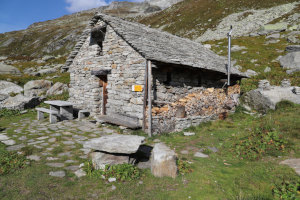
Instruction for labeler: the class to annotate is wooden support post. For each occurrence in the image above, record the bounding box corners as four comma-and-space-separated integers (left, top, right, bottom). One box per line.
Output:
142, 61, 148, 131
147, 60, 152, 137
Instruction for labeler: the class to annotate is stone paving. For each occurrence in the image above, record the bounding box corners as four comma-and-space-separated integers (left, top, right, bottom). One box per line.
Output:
0, 117, 123, 178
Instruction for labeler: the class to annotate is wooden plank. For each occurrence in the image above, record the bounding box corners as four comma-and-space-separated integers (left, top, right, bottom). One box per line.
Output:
97, 115, 141, 129
142, 61, 148, 131
148, 60, 152, 137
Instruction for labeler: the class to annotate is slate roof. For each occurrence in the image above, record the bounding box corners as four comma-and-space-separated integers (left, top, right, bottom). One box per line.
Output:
93, 13, 247, 77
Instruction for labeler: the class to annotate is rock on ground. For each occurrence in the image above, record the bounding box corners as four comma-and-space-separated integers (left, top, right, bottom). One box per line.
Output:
150, 143, 177, 178
84, 134, 145, 154
46, 82, 68, 96
285, 45, 300, 52
37, 68, 57, 76
74, 169, 87, 178
49, 171, 66, 178
0, 81, 23, 96
90, 151, 129, 170
245, 69, 258, 77
0, 62, 21, 75
194, 152, 209, 158
280, 159, 300, 175
0, 94, 41, 110
24, 80, 52, 97
279, 52, 300, 70
244, 80, 300, 113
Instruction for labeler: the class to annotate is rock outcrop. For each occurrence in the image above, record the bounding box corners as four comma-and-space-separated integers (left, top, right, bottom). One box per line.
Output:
0, 63, 21, 75
46, 82, 68, 96
24, 80, 52, 97
0, 81, 23, 96
0, 94, 41, 110
244, 80, 300, 113
279, 52, 300, 74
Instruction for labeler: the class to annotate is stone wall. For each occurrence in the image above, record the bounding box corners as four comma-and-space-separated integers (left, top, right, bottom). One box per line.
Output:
69, 21, 146, 121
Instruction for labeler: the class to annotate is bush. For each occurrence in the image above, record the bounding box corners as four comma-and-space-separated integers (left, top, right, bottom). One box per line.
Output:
84, 161, 141, 181
0, 143, 28, 175
0, 108, 20, 118
272, 180, 300, 200
177, 159, 193, 175
234, 125, 288, 160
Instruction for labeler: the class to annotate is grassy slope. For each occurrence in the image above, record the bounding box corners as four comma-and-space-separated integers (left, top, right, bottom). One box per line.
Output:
138, 0, 298, 39
0, 103, 299, 199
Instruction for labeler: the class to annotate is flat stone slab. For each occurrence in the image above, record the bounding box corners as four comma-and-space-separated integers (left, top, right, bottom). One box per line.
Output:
183, 132, 195, 136
84, 134, 145, 154
49, 171, 65, 178
46, 163, 65, 168
27, 155, 41, 161
280, 159, 300, 175
74, 169, 86, 178
194, 152, 209, 158
0, 134, 9, 141
6, 144, 25, 151
1, 139, 16, 146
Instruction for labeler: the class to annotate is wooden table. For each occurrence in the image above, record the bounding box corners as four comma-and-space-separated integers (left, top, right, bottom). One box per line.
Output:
44, 100, 74, 120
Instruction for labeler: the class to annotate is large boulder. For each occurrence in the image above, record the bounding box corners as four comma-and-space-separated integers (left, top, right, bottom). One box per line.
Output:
0, 94, 41, 110
84, 134, 145, 154
24, 80, 52, 97
285, 45, 300, 52
0, 63, 21, 75
150, 143, 177, 178
46, 82, 68, 96
90, 152, 129, 170
0, 81, 23, 96
279, 52, 300, 70
260, 22, 288, 33
244, 80, 300, 113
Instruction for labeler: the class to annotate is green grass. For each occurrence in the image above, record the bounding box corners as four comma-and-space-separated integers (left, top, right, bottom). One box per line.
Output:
0, 102, 299, 199
205, 33, 300, 93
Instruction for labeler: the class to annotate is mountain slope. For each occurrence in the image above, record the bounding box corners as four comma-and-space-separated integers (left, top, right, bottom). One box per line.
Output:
138, 0, 299, 40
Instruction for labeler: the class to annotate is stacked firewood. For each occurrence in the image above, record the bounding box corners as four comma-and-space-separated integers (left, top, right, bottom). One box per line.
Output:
152, 85, 240, 119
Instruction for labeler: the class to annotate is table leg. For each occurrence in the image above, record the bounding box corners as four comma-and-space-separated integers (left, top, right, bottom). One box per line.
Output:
60, 106, 73, 120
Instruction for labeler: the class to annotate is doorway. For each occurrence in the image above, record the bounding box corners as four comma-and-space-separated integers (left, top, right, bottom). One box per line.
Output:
99, 75, 108, 115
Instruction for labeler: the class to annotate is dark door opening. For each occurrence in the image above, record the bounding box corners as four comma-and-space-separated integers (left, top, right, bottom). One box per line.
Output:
99, 75, 108, 115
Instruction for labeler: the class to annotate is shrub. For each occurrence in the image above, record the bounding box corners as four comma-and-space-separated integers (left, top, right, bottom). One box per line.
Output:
0, 108, 20, 118
234, 125, 288, 160
272, 180, 300, 200
177, 159, 193, 175
84, 161, 141, 181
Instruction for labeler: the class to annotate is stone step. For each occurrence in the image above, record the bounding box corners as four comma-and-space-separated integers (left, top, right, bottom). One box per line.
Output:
97, 114, 140, 129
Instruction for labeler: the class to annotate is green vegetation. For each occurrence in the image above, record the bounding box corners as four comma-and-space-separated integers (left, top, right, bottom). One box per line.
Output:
0, 143, 28, 175
0, 102, 298, 199
206, 33, 300, 92
84, 161, 141, 181
0, 108, 21, 118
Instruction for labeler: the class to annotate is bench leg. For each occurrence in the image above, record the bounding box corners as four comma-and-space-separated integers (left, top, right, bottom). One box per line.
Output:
37, 111, 44, 120
50, 114, 58, 124
78, 112, 84, 120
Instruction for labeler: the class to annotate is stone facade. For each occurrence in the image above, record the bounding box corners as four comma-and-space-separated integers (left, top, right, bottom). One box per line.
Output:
69, 22, 146, 122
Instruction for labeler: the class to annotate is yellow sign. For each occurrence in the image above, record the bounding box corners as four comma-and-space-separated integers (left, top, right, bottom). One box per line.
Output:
132, 85, 143, 92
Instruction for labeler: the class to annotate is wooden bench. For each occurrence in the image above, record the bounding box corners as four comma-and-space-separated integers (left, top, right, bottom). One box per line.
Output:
36, 108, 59, 124
78, 110, 89, 120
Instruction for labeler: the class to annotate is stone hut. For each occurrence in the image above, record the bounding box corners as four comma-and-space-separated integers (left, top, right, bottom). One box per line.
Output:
67, 13, 246, 134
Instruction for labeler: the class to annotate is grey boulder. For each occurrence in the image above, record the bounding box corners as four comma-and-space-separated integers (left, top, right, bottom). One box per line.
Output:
260, 22, 288, 33
0, 81, 23, 96
0, 94, 41, 110
46, 82, 68, 96
37, 68, 57, 76
244, 81, 300, 113
84, 134, 145, 154
285, 45, 300, 52
279, 52, 300, 70
24, 80, 52, 97
0, 62, 21, 75
150, 143, 177, 178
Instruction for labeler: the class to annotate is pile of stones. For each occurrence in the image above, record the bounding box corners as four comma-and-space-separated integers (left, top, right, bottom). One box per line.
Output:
84, 134, 177, 178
